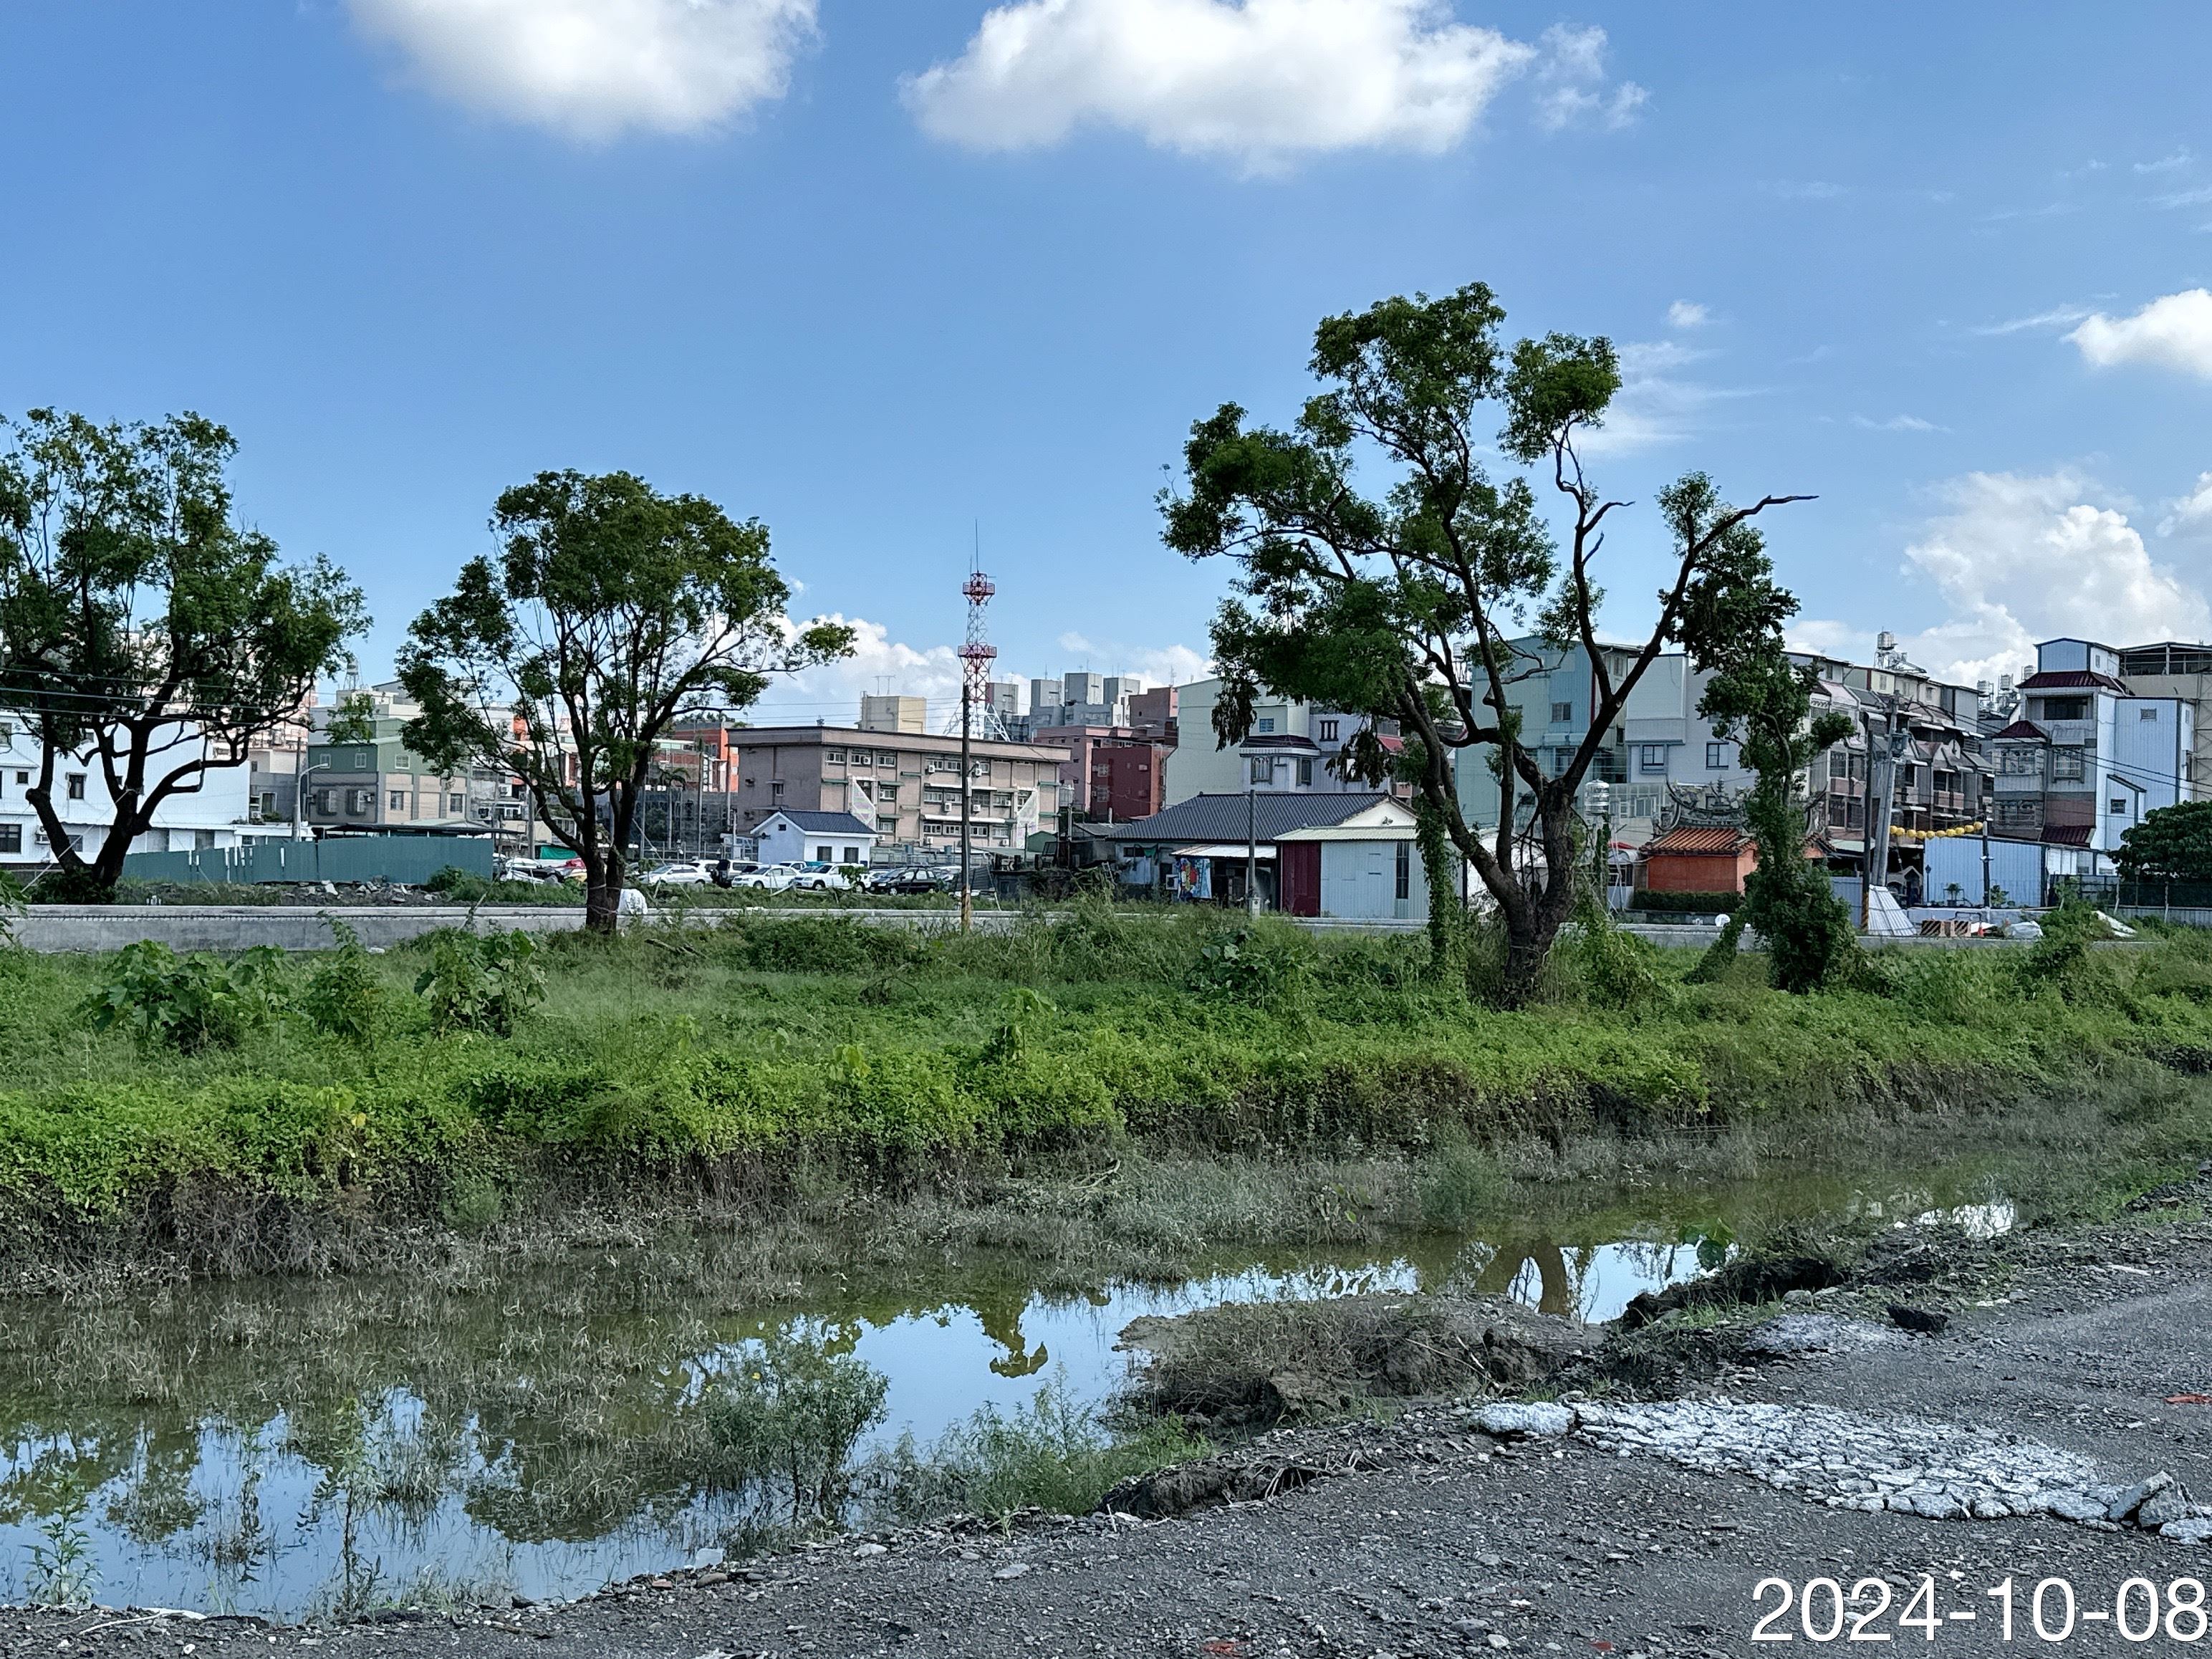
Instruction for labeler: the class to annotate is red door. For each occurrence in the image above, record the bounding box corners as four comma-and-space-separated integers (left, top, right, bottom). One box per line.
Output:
1279, 842, 1321, 915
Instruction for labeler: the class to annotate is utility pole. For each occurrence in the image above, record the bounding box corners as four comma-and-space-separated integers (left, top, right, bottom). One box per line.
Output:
960, 678, 973, 935
1246, 782, 1259, 917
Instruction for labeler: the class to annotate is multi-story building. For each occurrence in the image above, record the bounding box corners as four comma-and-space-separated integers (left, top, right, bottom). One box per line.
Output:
1165, 679, 1401, 804
858, 694, 928, 734
1126, 685, 1178, 740
0, 714, 254, 870
1989, 638, 2194, 867
728, 724, 1069, 857
2117, 640, 2212, 803
1447, 636, 1989, 862
1033, 724, 1174, 822
304, 718, 509, 838
1020, 671, 1148, 735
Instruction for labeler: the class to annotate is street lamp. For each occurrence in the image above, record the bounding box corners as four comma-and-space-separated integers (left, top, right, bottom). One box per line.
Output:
293, 761, 331, 841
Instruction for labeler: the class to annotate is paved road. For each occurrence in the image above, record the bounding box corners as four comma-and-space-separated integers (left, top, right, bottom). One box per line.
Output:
9, 1216, 2211, 1658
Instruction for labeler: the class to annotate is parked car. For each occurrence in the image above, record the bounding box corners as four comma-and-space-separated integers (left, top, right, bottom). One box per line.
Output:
780, 860, 852, 893
866, 865, 957, 895
639, 860, 716, 888
721, 860, 797, 892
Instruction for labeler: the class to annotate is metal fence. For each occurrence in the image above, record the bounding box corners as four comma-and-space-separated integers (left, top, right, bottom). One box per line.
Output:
120, 835, 496, 887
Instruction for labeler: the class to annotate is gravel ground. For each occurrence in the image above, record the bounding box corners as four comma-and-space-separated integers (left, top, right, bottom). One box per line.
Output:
10, 1210, 2212, 1659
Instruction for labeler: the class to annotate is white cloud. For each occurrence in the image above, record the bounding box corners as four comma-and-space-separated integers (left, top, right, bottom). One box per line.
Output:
2068, 289, 2212, 378
1767, 181, 1845, 201
751, 615, 963, 726
900, 0, 1539, 170
2158, 471, 2212, 538
1818, 469, 2212, 688
2136, 148, 2193, 174
2152, 185, 2212, 210
1665, 300, 1708, 330
1971, 304, 2092, 337
1575, 340, 1750, 457
1050, 633, 1213, 688
1531, 24, 1645, 133
346, 0, 816, 139
1851, 413, 1944, 433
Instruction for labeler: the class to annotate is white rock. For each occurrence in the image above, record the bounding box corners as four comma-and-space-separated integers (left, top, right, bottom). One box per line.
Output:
1478, 1403, 1577, 1438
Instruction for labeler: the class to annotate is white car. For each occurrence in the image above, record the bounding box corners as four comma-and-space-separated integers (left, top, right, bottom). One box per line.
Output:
639, 861, 716, 888
723, 860, 797, 892
779, 861, 852, 892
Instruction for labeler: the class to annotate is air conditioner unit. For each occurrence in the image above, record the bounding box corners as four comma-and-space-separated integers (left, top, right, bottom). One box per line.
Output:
348, 788, 374, 814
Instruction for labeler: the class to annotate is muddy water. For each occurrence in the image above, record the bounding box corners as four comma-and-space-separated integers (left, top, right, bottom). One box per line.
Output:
0, 1174, 2011, 1620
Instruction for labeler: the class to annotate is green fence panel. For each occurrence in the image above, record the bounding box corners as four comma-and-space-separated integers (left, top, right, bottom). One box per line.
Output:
121, 836, 496, 887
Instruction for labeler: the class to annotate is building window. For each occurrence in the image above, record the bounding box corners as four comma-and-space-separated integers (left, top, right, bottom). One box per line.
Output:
0, 824, 18, 854
1999, 747, 2042, 776
824, 748, 845, 762
815, 845, 832, 861
2139, 707, 2159, 722
2052, 748, 2084, 782
2037, 696, 2089, 721
877, 751, 897, 766
448, 792, 465, 813
1706, 741, 1732, 770
66, 773, 86, 800
1296, 757, 1314, 786
771, 782, 786, 799
1394, 839, 1410, 901
842, 846, 860, 863
389, 791, 407, 811
1318, 718, 1339, 742
1249, 756, 1274, 784
1551, 702, 1573, 725
1256, 718, 1275, 734
2111, 799, 2128, 816
1638, 745, 1667, 775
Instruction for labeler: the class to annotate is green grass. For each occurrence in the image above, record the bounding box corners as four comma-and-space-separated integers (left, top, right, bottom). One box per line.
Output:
1, 905, 2211, 1277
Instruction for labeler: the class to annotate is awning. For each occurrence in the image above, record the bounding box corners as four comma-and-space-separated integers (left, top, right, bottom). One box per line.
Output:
1173, 843, 1277, 860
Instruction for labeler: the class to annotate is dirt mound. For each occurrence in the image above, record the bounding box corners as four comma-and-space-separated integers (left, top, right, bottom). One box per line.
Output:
1118, 1292, 1594, 1429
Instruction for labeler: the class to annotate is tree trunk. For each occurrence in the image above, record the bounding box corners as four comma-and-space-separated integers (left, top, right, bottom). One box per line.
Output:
585, 875, 622, 933
1415, 806, 1465, 981
1496, 895, 1568, 1009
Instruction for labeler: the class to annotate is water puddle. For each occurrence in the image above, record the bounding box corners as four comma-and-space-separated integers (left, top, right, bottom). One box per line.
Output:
0, 1173, 2011, 1618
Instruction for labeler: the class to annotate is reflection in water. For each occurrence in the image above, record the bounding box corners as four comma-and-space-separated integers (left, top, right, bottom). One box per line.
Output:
0, 1173, 2014, 1619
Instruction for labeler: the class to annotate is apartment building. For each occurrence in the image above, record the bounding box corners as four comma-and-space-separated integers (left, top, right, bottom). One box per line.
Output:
2117, 641, 2212, 803
1166, 679, 1401, 804
1447, 636, 1989, 857
304, 720, 510, 837
1989, 637, 2194, 864
0, 714, 253, 868
728, 723, 1069, 855
1033, 725, 1173, 822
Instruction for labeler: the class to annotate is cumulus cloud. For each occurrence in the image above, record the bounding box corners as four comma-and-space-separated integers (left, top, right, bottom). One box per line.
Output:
2158, 471, 2212, 539
1665, 300, 1708, 330
346, 0, 816, 139
1050, 633, 1212, 688
2068, 289, 2212, 378
900, 0, 1539, 170
1799, 470, 2212, 688
1531, 24, 1646, 133
751, 615, 964, 725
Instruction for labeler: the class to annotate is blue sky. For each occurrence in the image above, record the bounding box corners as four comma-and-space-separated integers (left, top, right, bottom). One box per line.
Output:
4, 1, 2211, 721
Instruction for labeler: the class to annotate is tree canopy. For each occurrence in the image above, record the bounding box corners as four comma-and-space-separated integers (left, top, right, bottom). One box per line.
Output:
400, 469, 852, 931
2117, 799, 2212, 883
0, 409, 365, 897
1163, 281, 1812, 1001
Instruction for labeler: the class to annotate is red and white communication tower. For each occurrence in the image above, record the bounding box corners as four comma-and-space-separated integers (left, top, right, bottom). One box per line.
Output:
956, 562, 1004, 740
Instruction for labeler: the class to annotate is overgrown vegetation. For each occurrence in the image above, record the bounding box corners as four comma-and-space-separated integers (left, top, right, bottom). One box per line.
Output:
1, 903, 2211, 1279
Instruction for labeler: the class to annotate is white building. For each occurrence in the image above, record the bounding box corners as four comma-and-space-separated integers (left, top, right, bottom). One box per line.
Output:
1990, 637, 2196, 870
1165, 678, 1400, 804
750, 809, 880, 868
0, 717, 256, 870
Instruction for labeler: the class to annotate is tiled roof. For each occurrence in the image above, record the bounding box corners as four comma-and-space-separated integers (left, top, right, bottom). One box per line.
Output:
1239, 733, 1322, 752
2042, 824, 2095, 847
1089, 792, 1399, 842
1643, 825, 1754, 856
2018, 670, 2128, 693
1992, 720, 2048, 741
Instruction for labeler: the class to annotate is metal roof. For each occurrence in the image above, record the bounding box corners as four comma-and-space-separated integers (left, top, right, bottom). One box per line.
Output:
1088, 791, 1401, 843
1992, 720, 2048, 741
757, 809, 877, 836
1642, 825, 1754, 856
2018, 670, 2128, 693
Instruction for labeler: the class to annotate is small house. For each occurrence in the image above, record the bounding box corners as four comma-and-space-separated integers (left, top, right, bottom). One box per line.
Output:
750, 809, 879, 868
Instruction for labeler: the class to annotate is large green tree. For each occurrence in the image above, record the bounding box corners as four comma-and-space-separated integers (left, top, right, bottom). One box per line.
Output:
2117, 799, 2212, 883
0, 410, 366, 900
399, 471, 852, 933
1163, 282, 1812, 1004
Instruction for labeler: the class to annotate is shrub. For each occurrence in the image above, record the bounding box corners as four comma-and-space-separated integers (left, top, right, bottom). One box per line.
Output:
301, 919, 383, 1047
413, 930, 546, 1037
79, 941, 289, 1054
703, 1328, 888, 1521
